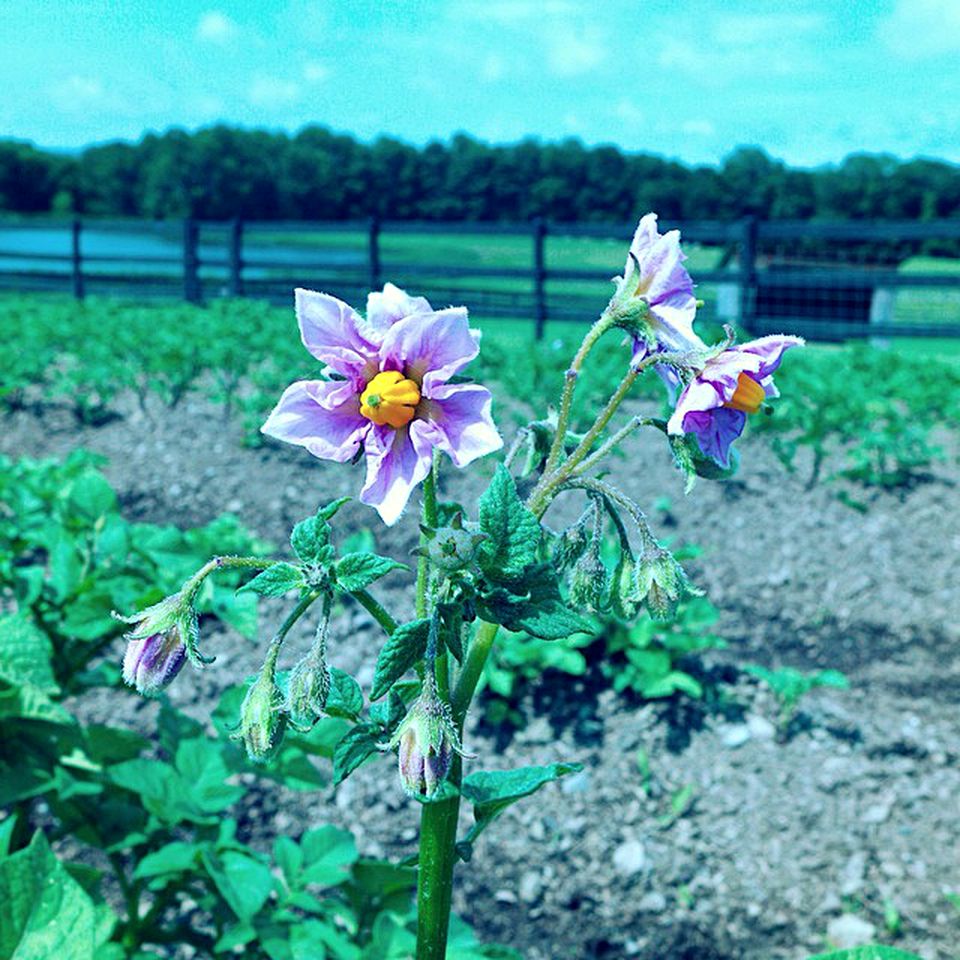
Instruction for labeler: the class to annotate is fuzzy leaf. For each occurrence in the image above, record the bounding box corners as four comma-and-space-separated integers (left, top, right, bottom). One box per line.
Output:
461, 762, 583, 825
318, 497, 351, 522
238, 562, 305, 598
335, 552, 406, 593
477, 465, 542, 579
325, 668, 364, 719
370, 619, 430, 701
290, 514, 333, 566
332, 725, 381, 785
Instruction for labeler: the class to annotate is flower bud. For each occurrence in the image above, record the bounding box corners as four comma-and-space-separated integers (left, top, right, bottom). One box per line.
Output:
390, 688, 466, 800
237, 667, 286, 763
553, 506, 593, 572
122, 626, 186, 696
634, 545, 701, 621
609, 551, 639, 620
568, 545, 607, 614
423, 513, 486, 574
286, 651, 330, 730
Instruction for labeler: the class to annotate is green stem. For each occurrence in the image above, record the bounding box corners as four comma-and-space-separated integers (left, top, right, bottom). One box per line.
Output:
541, 309, 617, 477
415, 462, 439, 619
416, 762, 462, 960
350, 588, 398, 635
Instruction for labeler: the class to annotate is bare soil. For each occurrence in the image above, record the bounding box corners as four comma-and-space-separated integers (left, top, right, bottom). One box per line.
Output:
4, 389, 959, 960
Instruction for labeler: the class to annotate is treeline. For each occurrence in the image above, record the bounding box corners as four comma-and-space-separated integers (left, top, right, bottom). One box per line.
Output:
3, 126, 960, 223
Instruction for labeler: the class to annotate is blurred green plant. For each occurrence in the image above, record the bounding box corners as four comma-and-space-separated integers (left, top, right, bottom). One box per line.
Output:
744, 664, 849, 741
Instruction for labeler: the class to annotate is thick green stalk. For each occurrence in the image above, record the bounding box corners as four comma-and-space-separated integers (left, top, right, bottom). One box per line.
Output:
350, 588, 398, 635
415, 464, 439, 619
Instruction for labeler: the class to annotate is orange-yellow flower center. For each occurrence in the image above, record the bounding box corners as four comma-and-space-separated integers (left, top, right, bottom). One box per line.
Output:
360, 370, 421, 429
723, 372, 766, 415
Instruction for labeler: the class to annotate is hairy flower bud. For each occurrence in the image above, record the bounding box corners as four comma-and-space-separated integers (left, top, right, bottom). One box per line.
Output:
553, 506, 594, 572
237, 666, 286, 763
390, 687, 467, 800
122, 626, 186, 696
568, 545, 607, 614
609, 551, 639, 620
634, 545, 702, 621
286, 651, 330, 730
116, 593, 195, 695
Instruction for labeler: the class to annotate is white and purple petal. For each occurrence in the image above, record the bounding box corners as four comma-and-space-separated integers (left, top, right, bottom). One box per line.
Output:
420, 382, 503, 468
366, 283, 433, 333
379, 307, 480, 390
739, 335, 805, 379
681, 407, 747, 469
295, 288, 380, 381
359, 421, 436, 525
261, 379, 370, 462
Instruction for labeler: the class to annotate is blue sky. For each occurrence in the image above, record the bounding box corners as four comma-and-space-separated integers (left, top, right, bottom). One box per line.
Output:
1, 0, 959, 167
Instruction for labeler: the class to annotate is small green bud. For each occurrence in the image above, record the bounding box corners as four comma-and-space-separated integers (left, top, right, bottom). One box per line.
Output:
286, 652, 330, 730
424, 513, 486, 573
553, 506, 593, 571
634, 545, 702, 621
237, 666, 286, 763
609, 551, 639, 620
568, 546, 607, 614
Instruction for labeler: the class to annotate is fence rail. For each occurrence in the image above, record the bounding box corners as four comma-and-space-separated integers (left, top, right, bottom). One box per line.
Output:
1, 215, 959, 340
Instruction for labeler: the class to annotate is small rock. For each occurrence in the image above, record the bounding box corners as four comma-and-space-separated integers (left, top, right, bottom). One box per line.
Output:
746, 714, 776, 742
494, 889, 518, 905
519, 871, 543, 903
840, 851, 867, 896
862, 801, 892, 824
561, 771, 591, 795
638, 892, 667, 912
613, 840, 647, 877
827, 914, 877, 948
718, 724, 751, 749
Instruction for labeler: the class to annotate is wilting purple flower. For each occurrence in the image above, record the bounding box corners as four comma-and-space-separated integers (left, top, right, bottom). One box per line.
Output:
262, 285, 503, 525
623, 213, 704, 365
667, 335, 804, 467
122, 627, 186, 696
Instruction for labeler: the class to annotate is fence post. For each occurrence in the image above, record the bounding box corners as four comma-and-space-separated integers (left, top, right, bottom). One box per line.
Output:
183, 217, 200, 303
70, 219, 84, 300
368, 215, 381, 291
532, 218, 547, 340
739, 216, 758, 330
228, 217, 243, 297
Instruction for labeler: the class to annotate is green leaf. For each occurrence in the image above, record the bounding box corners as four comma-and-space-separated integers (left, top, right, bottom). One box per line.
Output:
0, 615, 59, 694
325, 668, 364, 720
808, 949, 923, 960
478, 565, 592, 641
209, 585, 259, 639
318, 496, 351, 522
300, 825, 358, 885
0, 831, 114, 960
461, 762, 583, 831
238, 562, 306, 598
332, 725, 381, 785
477, 465, 542, 579
133, 842, 202, 880
370, 619, 430, 701
67, 471, 117, 522
201, 850, 275, 921
290, 513, 333, 566
335, 552, 406, 593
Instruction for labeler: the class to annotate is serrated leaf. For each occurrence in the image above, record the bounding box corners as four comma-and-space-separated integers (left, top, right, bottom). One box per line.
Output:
238, 562, 306, 598
290, 513, 331, 566
335, 552, 406, 593
370, 619, 430, 701
461, 762, 583, 828
477, 465, 542, 579
332, 725, 381, 785
325, 668, 364, 719
0, 615, 59, 694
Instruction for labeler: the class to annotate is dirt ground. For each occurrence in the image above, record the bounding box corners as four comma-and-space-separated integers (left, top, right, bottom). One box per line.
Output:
4, 386, 959, 960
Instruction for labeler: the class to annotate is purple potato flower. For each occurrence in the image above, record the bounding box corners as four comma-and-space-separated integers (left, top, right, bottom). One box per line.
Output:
623, 213, 704, 365
667, 335, 804, 468
262, 284, 503, 525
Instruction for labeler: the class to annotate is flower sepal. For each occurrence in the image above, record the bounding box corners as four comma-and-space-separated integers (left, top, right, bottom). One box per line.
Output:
634, 544, 703, 621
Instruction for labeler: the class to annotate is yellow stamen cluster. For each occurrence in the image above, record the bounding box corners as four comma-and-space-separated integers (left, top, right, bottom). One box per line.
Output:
723, 372, 766, 415
360, 370, 421, 429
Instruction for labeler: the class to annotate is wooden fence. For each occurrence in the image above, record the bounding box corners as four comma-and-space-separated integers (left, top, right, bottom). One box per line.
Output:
1, 216, 959, 340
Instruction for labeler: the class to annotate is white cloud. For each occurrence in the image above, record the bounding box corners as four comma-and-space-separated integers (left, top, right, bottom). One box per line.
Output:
480, 53, 507, 83
877, 0, 960, 58
50, 75, 105, 112
248, 75, 301, 107
196, 11, 239, 45
302, 61, 329, 83
681, 119, 716, 137
544, 25, 605, 77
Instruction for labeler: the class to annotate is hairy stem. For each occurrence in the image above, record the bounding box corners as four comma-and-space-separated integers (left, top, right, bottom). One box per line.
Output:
415, 460, 439, 619
350, 588, 398, 635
